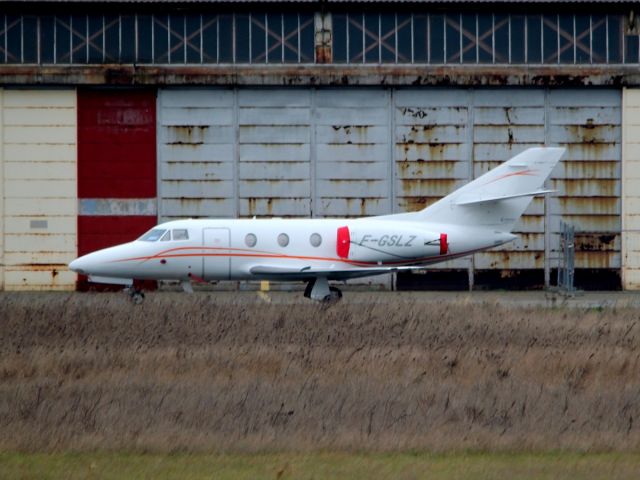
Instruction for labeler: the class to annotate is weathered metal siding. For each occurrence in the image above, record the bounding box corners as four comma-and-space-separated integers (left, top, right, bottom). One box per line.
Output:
156, 87, 621, 288
548, 90, 621, 274
159, 88, 391, 220
622, 89, 640, 289
158, 89, 236, 220
473, 90, 547, 272
394, 89, 471, 271
77, 90, 157, 288
316, 89, 390, 217
0, 89, 4, 290
1, 89, 77, 290
238, 90, 312, 217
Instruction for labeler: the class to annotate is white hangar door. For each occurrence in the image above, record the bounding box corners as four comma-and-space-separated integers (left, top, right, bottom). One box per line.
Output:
158, 88, 621, 289
393, 88, 621, 289
157, 88, 391, 220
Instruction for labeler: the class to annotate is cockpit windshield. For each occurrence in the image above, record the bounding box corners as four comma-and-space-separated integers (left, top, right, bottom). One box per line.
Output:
139, 229, 167, 242
139, 228, 190, 242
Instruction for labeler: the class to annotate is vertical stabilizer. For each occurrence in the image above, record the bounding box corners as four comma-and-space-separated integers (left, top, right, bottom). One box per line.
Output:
395, 147, 565, 231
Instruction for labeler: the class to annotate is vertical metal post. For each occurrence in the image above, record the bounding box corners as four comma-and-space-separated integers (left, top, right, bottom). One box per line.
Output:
310, 87, 317, 217
233, 88, 240, 218
468, 88, 475, 291
0, 88, 4, 290
37, 16, 41, 64
388, 89, 395, 214
155, 91, 163, 222
544, 88, 551, 287
86, 15, 90, 63
558, 222, 575, 292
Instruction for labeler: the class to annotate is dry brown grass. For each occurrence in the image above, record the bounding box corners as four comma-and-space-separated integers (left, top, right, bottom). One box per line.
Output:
1, 292, 639, 452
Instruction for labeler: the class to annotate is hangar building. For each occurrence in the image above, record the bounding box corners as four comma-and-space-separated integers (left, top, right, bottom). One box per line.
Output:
0, 0, 639, 291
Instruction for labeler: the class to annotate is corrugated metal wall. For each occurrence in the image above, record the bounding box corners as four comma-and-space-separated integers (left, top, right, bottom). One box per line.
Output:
316, 90, 390, 217
548, 90, 621, 277
0, 89, 4, 290
77, 89, 157, 288
158, 87, 621, 289
0, 89, 77, 290
623, 88, 640, 289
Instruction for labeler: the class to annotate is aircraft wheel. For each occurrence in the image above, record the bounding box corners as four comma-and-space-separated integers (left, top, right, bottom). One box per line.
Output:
126, 288, 145, 305
322, 286, 343, 303
131, 292, 145, 304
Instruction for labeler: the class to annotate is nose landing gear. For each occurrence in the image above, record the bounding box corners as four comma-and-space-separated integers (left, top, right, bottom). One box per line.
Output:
124, 286, 145, 304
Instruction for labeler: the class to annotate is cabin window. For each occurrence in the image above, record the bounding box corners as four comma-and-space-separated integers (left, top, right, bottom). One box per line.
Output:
139, 229, 166, 242
310, 233, 322, 247
172, 229, 189, 240
245, 233, 257, 247
278, 233, 289, 247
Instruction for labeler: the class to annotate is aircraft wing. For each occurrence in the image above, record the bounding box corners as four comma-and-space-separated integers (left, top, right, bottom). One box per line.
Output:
249, 264, 424, 280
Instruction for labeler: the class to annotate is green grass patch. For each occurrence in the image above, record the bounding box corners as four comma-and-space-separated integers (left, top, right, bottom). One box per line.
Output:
1, 451, 640, 480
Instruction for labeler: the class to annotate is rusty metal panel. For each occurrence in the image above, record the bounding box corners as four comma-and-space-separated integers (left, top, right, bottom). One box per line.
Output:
315, 89, 390, 217
0, 89, 3, 290
548, 89, 621, 270
622, 88, 640, 289
2, 89, 77, 291
238, 89, 311, 217
473, 89, 546, 270
394, 89, 470, 269
159, 89, 236, 220
394, 89, 470, 214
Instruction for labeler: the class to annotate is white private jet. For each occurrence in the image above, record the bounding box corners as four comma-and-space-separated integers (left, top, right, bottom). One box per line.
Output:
69, 147, 565, 302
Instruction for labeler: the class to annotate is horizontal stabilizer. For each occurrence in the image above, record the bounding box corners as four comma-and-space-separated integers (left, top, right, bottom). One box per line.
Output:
456, 189, 556, 206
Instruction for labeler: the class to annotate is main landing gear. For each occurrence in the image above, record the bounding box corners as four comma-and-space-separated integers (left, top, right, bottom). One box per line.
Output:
304, 277, 342, 303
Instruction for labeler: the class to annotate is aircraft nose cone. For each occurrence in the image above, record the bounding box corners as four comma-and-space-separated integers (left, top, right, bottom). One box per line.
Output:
68, 257, 86, 274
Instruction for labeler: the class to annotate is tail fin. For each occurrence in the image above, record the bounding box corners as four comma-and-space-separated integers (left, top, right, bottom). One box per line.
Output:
408, 147, 565, 231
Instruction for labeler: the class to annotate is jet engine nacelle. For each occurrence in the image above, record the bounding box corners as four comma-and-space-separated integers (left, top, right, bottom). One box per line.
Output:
337, 225, 448, 263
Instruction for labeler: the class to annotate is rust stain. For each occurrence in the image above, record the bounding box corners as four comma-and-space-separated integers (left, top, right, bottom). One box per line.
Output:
400, 179, 458, 196
484, 251, 544, 269
398, 197, 439, 212
0, 64, 636, 87
574, 233, 617, 252
397, 160, 456, 178
248, 197, 257, 216
566, 124, 615, 144
575, 251, 616, 269
558, 179, 618, 197
561, 160, 618, 178
557, 197, 618, 214
168, 125, 209, 146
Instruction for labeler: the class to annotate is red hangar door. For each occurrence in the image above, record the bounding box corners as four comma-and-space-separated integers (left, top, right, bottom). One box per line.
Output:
77, 89, 158, 290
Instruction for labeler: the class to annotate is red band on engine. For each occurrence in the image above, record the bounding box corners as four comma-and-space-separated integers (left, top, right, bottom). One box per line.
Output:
337, 226, 351, 259
440, 233, 448, 255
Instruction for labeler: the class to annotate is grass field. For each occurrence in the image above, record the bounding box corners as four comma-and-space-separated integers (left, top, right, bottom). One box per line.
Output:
2, 451, 640, 480
1, 291, 640, 454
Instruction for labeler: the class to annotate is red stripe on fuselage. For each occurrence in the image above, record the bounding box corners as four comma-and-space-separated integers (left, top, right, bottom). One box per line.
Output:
108, 245, 481, 268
